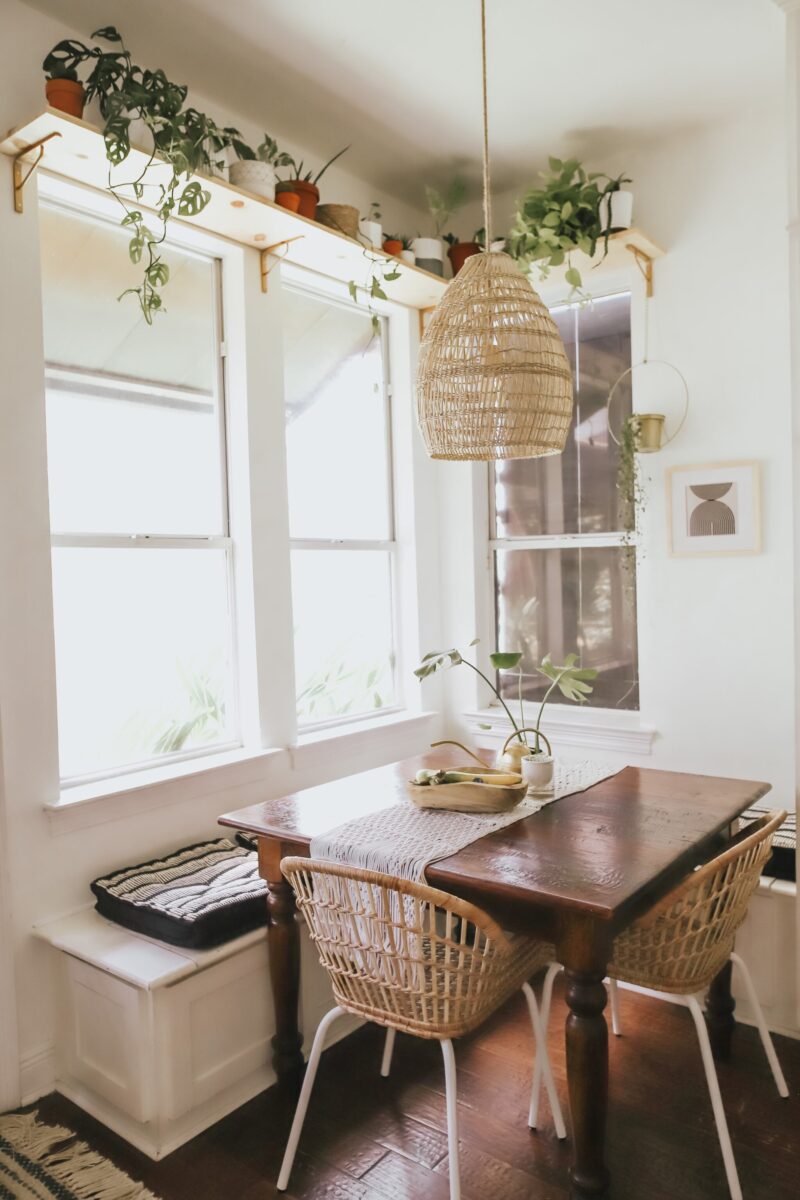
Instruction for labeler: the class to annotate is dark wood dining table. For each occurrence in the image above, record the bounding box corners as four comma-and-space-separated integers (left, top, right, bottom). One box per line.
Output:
219, 753, 770, 1198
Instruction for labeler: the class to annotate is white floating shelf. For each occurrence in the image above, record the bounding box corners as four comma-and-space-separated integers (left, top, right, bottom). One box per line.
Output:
1, 109, 449, 310
531, 227, 665, 298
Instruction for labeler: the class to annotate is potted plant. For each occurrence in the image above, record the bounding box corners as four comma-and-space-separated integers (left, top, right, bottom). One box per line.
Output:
399, 235, 415, 264
359, 201, 383, 250
275, 184, 302, 212
229, 133, 292, 201
279, 145, 350, 220
382, 233, 404, 257
517, 654, 597, 794
413, 178, 466, 277
508, 157, 631, 297
43, 61, 86, 117
443, 229, 483, 276
42, 27, 131, 118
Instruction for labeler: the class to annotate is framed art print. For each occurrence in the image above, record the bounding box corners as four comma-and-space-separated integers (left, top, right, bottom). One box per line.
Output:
667, 461, 761, 556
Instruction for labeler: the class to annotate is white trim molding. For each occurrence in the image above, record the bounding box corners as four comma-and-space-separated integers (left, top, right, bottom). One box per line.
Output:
463, 707, 656, 757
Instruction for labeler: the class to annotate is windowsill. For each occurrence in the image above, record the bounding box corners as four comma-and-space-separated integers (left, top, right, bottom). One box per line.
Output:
290, 709, 439, 772
464, 705, 656, 756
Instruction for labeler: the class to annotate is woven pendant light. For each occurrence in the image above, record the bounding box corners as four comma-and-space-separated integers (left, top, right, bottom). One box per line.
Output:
415, 0, 573, 461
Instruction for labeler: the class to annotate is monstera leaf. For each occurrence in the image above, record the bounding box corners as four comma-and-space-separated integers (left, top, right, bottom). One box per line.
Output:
537, 653, 598, 703
489, 651, 523, 670
413, 648, 463, 679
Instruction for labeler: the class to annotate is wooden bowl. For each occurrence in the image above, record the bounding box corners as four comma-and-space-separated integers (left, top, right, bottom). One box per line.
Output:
407, 768, 528, 814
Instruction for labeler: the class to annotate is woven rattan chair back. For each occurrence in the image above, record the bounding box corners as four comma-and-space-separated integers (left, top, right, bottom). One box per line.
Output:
281, 857, 523, 1039
611, 810, 787, 994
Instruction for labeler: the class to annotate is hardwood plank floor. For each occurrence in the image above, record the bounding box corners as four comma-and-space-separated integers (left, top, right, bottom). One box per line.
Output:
35, 976, 799, 1199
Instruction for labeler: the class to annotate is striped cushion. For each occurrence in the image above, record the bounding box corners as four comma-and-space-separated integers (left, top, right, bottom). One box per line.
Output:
91, 839, 269, 948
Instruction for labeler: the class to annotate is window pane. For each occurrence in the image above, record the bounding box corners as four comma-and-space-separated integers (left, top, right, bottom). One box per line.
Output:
292, 550, 396, 724
493, 293, 632, 537
283, 288, 391, 540
52, 548, 236, 779
494, 546, 639, 710
39, 204, 225, 535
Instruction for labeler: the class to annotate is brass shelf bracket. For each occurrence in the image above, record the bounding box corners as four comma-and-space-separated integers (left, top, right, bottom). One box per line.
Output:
260, 235, 305, 292
13, 131, 62, 213
626, 243, 654, 298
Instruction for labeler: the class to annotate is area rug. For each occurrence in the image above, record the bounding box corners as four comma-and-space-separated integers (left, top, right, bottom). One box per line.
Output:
0, 1111, 159, 1200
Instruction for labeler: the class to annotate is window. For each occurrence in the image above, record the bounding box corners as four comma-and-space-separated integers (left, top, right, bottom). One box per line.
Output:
490, 292, 639, 712
39, 202, 237, 782
283, 285, 398, 727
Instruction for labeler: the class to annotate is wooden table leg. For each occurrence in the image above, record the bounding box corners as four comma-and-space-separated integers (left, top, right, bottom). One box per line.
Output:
560, 916, 611, 1199
259, 839, 304, 1086
706, 959, 736, 1061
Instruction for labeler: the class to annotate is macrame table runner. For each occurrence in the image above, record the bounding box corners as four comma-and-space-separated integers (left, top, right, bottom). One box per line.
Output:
310, 760, 621, 883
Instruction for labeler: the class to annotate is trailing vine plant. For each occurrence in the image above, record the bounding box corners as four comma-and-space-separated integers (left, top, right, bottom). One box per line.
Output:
43, 27, 245, 323
348, 252, 401, 335
617, 415, 646, 571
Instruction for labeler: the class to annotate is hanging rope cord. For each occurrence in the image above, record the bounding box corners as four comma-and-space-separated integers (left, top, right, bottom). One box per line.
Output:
481, 0, 492, 249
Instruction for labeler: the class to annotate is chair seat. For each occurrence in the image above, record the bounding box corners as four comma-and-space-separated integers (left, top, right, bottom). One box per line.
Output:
608, 927, 734, 995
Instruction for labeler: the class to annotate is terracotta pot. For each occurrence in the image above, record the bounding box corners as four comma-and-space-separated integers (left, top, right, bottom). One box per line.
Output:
275, 191, 301, 213
46, 78, 85, 118
447, 242, 481, 276
382, 239, 403, 256
288, 179, 320, 219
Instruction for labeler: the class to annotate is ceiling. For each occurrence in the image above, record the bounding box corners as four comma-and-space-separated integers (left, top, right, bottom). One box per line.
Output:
25, 0, 785, 208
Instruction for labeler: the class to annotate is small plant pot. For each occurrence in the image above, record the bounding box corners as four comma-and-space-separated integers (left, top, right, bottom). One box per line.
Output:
601, 189, 634, 233
275, 190, 301, 213
400, 248, 416, 264
383, 238, 403, 257
46, 78, 85, 118
521, 754, 555, 796
229, 160, 277, 201
287, 180, 320, 219
359, 219, 383, 250
633, 412, 665, 453
412, 237, 444, 277
447, 241, 481, 276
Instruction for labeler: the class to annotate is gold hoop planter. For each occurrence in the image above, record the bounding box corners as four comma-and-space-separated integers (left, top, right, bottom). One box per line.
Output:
607, 359, 690, 454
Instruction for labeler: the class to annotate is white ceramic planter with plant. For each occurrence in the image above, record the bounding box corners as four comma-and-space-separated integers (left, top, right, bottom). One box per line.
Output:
601, 188, 634, 232
230, 133, 293, 202
411, 237, 444, 275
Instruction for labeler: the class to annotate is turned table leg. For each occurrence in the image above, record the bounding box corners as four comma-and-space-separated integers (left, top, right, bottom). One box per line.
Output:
259, 839, 304, 1086
561, 918, 611, 1199
706, 959, 736, 1061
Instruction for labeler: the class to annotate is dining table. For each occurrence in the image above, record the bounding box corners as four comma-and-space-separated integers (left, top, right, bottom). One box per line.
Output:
219, 752, 770, 1198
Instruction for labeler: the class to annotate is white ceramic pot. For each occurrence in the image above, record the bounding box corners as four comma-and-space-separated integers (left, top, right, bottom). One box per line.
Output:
359, 219, 383, 249
601, 189, 634, 233
521, 754, 555, 796
412, 236, 444, 277
229, 160, 277, 201
400, 249, 416, 264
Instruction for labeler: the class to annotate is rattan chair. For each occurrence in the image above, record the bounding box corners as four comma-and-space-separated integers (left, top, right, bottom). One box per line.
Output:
277, 857, 565, 1200
531, 811, 789, 1200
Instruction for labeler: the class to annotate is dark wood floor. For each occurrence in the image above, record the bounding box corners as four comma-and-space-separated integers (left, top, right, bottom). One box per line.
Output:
36, 977, 799, 1200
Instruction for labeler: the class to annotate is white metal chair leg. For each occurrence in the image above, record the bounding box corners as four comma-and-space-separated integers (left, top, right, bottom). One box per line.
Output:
608, 977, 622, 1036
522, 981, 567, 1139
380, 1026, 396, 1078
687, 995, 743, 1200
529, 962, 563, 1131
440, 1038, 461, 1200
277, 1005, 346, 1192
730, 952, 789, 1098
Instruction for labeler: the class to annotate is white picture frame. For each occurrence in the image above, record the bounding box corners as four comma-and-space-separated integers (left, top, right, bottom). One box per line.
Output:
666, 461, 761, 556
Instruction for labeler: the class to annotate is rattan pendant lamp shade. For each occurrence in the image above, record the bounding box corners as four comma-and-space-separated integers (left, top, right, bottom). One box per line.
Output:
415, 1, 573, 461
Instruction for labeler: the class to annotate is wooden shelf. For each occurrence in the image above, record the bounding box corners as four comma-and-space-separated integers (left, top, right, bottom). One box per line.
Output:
534, 227, 665, 298
1, 109, 449, 310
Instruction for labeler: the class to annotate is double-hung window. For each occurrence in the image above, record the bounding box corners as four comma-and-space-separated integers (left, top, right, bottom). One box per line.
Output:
282, 283, 398, 727
490, 291, 639, 712
39, 201, 237, 783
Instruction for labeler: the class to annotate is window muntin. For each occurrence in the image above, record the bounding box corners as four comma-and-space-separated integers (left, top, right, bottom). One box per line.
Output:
40, 202, 237, 782
283, 285, 398, 726
490, 292, 639, 712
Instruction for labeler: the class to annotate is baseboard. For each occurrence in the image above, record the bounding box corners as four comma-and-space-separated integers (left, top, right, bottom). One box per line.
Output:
19, 1042, 55, 1105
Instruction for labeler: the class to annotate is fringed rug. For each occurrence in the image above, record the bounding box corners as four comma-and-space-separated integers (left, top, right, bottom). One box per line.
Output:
0, 1111, 160, 1200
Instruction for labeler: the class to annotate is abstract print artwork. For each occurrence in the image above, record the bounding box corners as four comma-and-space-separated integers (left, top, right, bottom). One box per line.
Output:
668, 462, 760, 555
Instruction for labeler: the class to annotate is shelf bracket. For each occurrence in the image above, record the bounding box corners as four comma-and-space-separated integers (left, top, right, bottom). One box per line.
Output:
260, 235, 305, 292
626, 243, 654, 298
12, 131, 62, 213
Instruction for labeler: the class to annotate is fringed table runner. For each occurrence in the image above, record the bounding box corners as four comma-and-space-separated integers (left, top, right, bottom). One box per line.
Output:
310, 759, 621, 882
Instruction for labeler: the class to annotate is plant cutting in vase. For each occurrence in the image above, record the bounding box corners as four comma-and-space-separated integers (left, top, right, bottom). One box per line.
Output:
508, 157, 631, 298
229, 132, 293, 200
279, 145, 350, 219
42, 27, 245, 323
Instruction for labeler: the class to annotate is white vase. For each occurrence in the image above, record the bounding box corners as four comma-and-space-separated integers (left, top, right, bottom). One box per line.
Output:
412, 237, 444, 277
601, 189, 634, 233
400, 249, 416, 264
229, 160, 277, 201
359, 219, 383, 250
521, 754, 555, 796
